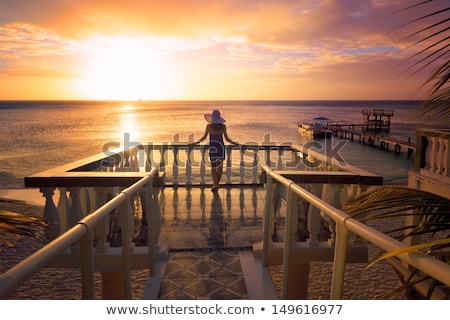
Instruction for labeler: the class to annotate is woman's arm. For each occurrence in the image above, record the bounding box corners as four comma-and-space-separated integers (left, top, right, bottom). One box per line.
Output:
223, 125, 239, 145
195, 124, 210, 143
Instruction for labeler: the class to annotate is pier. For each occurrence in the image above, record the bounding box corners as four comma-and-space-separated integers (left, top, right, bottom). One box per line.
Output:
325, 108, 415, 156
330, 125, 416, 157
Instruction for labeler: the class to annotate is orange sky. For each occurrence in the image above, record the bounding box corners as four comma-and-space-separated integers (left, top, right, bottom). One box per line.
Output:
0, 0, 447, 100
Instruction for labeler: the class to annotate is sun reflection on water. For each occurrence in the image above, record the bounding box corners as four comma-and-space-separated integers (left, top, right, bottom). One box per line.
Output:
120, 104, 139, 140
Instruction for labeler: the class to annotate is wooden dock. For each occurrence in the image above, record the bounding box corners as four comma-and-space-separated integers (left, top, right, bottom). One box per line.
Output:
330, 125, 416, 157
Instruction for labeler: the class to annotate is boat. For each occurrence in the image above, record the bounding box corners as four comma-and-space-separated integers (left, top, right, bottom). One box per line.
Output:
298, 117, 332, 139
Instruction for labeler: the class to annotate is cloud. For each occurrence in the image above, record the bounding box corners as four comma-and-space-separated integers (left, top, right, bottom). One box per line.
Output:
0, 23, 83, 77
0, 0, 447, 99
0, 23, 80, 57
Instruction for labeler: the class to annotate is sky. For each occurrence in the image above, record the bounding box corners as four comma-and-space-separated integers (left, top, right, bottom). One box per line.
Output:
0, 0, 447, 100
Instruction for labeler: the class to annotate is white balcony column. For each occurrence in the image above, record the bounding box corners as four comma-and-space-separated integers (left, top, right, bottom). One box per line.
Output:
251, 187, 258, 220
79, 187, 90, 216
265, 149, 271, 166
436, 137, 444, 174
88, 187, 97, 214
321, 183, 347, 244
67, 187, 84, 229
145, 145, 153, 172
252, 149, 259, 184
159, 147, 167, 174
186, 147, 192, 185
149, 180, 163, 256
153, 182, 163, 246
281, 187, 299, 299
57, 187, 70, 233
350, 183, 369, 198
130, 146, 139, 172
94, 187, 109, 254
291, 150, 299, 168
262, 176, 276, 266
40, 187, 60, 240
226, 146, 232, 184
200, 146, 206, 185
429, 137, 437, 172
307, 183, 323, 247
102, 198, 133, 300
173, 147, 179, 185
277, 148, 283, 169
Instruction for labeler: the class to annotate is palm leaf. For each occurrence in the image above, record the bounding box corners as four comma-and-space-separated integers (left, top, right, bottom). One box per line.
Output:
343, 186, 450, 297
393, 1, 450, 127
363, 237, 450, 271
344, 186, 450, 239
0, 209, 47, 250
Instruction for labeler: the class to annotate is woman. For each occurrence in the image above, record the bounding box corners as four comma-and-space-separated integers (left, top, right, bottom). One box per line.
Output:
194, 109, 239, 192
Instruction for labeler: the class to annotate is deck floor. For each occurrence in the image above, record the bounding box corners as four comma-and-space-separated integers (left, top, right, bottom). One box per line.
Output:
144, 185, 278, 299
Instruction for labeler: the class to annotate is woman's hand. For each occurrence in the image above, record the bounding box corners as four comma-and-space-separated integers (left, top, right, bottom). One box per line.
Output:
187, 141, 199, 147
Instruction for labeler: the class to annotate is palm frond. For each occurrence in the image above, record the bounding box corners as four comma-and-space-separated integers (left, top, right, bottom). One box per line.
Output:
393, 1, 450, 126
0, 209, 47, 250
343, 185, 450, 245
364, 237, 450, 271
415, 87, 450, 126
343, 186, 450, 297
343, 186, 450, 218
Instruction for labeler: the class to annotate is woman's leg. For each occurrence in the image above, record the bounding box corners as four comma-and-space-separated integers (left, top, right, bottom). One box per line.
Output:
216, 159, 223, 183
211, 159, 223, 190
211, 160, 219, 188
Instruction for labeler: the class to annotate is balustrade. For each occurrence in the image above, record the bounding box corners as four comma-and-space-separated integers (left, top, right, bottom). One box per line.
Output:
8, 140, 429, 300
0, 168, 161, 299
416, 129, 450, 178
259, 164, 450, 300
410, 129, 450, 200
144, 143, 295, 186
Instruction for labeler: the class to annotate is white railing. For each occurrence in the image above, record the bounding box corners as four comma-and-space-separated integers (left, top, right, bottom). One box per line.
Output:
144, 143, 296, 186
260, 164, 450, 299
24, 143, 300, 241
6, 142, 388, 299
0, 167, 160, 299
23, 141, 377, 249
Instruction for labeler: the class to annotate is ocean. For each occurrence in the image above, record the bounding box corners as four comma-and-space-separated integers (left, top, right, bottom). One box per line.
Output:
0, 100, 422, 189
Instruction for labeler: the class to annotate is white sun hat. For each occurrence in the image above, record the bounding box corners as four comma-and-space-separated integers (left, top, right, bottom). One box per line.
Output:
204, 109, 226, 124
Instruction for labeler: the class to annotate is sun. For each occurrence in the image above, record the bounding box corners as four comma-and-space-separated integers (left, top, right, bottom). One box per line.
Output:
75, 37, 179, 100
